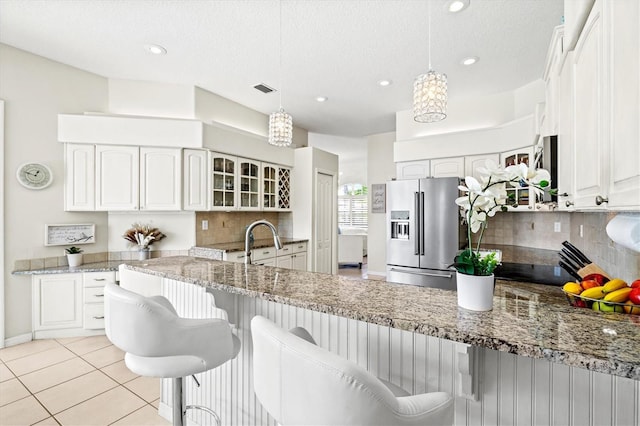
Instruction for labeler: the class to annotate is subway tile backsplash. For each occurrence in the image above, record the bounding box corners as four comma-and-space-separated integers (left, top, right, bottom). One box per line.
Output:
195, 211, 293, 246
475, 211, 640, 282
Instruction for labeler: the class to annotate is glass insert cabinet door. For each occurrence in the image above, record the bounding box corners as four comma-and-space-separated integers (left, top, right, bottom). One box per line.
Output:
239, 158, 260, 209
211, 154, 236, 209
501, 147, 532, 208
263, 164, 277, 209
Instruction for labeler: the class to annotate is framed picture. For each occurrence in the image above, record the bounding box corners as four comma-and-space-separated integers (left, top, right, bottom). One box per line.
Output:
371, 183, 386, 213
45, 223, 95, 246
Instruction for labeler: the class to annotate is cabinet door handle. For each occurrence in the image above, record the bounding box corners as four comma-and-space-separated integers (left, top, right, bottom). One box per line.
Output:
565, 201, 574, 207
93, 278, 106, 281
93, 316, 105, 320
94, 294, 105, 298
595, 195, 609, 205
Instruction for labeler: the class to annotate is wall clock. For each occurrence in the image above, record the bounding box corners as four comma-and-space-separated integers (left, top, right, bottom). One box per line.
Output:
16, 162, 53, 190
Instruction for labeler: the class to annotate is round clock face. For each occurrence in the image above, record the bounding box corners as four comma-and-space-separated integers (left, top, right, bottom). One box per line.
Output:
16, 163, 53, 189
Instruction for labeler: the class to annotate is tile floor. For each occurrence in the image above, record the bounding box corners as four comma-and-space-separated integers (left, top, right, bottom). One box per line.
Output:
0, 335, 169, 426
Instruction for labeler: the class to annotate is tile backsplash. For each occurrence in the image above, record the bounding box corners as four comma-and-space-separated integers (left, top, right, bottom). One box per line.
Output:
475, 211, 640, 282
195, 211, 293, 246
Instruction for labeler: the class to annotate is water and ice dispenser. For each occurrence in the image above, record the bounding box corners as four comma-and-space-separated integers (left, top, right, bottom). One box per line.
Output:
390, 210, 410, 240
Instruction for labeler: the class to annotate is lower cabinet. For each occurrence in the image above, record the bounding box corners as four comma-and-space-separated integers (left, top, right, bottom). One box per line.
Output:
224, 242, 308, 271
32, 271, 116, 339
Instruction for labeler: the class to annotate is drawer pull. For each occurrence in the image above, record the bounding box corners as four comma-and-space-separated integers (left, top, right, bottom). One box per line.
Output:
297, 245, 304, 249
93, 278, 106, 281
94, 294, 105, 298
93, 316, 105, 320
282, 248, 289, 251
263, 251, 271, 255
236, 254, 245, 259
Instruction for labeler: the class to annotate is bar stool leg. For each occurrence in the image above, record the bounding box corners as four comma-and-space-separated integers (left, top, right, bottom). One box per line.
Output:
172, 377, 184, 426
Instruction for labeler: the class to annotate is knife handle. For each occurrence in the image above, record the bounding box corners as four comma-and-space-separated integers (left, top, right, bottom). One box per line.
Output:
562, 241, 592, 264
558, 261, 582, 281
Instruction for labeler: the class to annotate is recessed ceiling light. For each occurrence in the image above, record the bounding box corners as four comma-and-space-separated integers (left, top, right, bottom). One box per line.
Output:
316, 96, 328, 102
447, 0, 469, 13
461, 56, 479, 66
144, 44, 167, 55
377, 79, 392, 87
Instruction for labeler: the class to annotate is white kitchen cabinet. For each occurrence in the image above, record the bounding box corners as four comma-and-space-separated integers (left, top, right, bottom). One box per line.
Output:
140, 147, 182, 211
183, 149, 208, 211
275, 254, 293, 269
254, 258, 276, 267
501, 146, 536, 211
64, 143, 95, 211
238, 158, 261, 210
210, 153, 237, 210
430, 157, 465, 178
541, 26, 565, 137
224, 242, 308, 270
605, 0, 640, 209
464, 153, 500, 182
396, 160, 430, 180
291, 252, 307, 271
82, 271, 115, 330
263, 163, 292, 211
573, 0, 605, 209
96, 145, 139, 210
32, 274, 83, 338
557, 51, 576, 211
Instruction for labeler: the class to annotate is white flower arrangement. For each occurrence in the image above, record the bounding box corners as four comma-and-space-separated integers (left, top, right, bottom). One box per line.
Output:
123, 223, 166, 250
452, 160, 553, 276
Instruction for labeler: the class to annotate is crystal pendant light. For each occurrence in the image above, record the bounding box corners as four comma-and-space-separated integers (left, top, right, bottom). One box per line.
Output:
268, 0, 293, 147
413, 1, 447, 123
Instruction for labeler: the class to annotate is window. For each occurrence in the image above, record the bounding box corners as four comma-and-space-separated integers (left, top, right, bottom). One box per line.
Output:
338, 184, 368, 229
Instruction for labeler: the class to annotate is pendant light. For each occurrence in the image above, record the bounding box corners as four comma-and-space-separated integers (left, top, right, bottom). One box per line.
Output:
413, 1, 447, 123
268, 0, 293, 147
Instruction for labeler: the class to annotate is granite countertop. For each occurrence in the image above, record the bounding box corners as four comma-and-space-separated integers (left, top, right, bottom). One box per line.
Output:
12, 260, 140, 275
123, 256, 640, 380
195, 237, 308, 253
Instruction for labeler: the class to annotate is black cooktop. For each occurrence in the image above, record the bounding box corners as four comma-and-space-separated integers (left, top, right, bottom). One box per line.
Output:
494, 262, 573, 286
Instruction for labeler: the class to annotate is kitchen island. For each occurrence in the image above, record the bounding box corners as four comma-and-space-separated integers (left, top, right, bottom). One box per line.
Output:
122, 256, 639, 426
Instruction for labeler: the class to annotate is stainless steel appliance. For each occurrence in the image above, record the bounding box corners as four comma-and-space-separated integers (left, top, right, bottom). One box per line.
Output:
386, 177, 461, 290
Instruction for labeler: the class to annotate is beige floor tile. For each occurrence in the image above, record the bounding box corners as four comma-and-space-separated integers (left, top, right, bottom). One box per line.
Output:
150, 399, 160, 409
0, 362, 14, 383
35, 370, 118, 414
33, 416, 61, 425
5, 346, 76, 376
54, 386, 146, 426
0, 395, 50, 426
81, 344, 124, 369
55, 336, 87, 346
123, 376, 161, 403
0, 339, 61, 362
101, 360, 138, 384
111, 404, 170, 425
64, 335, 112, 355
20, 357, 96, 394
0, 378, 30, 407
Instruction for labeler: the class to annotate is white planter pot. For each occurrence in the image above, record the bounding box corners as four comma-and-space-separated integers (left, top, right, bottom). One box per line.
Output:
456, 271, 495, 311
66, 253, 83, 267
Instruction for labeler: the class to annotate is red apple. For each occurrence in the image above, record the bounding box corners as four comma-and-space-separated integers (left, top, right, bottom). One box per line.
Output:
630, 279, 640, 289
629, 287, 640, 305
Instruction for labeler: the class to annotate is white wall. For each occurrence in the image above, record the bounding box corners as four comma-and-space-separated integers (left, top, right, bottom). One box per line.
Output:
108, 79, 196, 118
308, 133, 367, 186
0, 44, 109, 339
366, 132, 396, 277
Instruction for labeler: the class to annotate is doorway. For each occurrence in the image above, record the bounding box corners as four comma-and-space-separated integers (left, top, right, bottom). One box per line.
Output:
315, 171, 335, 274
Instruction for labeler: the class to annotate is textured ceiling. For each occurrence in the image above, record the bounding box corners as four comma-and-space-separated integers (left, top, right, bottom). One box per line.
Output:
0, 0, 563, 137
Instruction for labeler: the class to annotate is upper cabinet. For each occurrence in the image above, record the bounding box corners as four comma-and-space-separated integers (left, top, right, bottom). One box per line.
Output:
501, 146, 536, 211
430, 157, 464, 178
571, 0, 640, 210
263, 163, 292, 211
66, 145, 181, 211
210, 153, 237, 210
464, 153, 500, 183
238, 158, 261, 210
183, 149, 208, 211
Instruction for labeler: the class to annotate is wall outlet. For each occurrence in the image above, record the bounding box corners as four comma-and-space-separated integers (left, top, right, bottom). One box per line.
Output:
579, 224, 584, 238
201, 220, 208, 231
554, 222, 561, 233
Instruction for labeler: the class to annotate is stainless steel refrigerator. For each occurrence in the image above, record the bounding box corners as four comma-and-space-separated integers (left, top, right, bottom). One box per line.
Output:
386, 177, 461, 290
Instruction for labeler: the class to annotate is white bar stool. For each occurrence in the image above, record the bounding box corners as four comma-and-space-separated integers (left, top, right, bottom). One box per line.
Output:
251, 315, 454, 426
105, 283, 240, 426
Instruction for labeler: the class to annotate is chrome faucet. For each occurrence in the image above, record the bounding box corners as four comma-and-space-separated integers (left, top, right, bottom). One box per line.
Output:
245, 220, 283, 264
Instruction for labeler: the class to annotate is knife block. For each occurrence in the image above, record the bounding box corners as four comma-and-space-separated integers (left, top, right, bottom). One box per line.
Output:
577, 263, 612, 280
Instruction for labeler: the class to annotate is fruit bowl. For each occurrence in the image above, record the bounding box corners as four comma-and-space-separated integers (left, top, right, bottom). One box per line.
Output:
562, 290, 640, 315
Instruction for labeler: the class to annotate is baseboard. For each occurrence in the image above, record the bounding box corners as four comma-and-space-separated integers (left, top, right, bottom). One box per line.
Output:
366, 270, 386, 279
158, 402, 172, 424
4, 333, 32, 348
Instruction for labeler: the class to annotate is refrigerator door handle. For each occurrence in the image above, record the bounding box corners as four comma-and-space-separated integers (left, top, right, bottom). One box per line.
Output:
414, 192, 420, 255
419, 191, 425, 255
388, 268, 453, 279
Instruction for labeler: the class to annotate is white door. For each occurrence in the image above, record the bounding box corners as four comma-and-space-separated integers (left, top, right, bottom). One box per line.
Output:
140, 147, 182, 211
315, 172, 334, 274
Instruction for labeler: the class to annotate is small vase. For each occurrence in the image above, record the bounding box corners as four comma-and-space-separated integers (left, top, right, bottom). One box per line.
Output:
456, 271, 495, 311
138, 247, 151, 260
67, 253, 83, 267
